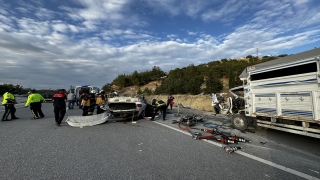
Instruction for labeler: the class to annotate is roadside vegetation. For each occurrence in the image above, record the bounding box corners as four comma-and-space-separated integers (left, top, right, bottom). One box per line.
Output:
1, 54, 286, 95
0, 84, 57, 96
103, 54, 283, 95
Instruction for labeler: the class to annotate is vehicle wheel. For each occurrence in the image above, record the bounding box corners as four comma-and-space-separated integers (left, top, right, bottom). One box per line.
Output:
231, 114, 248, 131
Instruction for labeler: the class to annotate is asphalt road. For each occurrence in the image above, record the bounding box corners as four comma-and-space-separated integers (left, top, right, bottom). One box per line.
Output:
0, 98, 320, 180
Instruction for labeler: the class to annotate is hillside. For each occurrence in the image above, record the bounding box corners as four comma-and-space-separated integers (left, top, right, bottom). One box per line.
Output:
116, 76, 230, 95
113, 79, 228, 112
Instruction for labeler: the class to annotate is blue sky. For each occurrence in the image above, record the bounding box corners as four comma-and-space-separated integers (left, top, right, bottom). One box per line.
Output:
1, 0, 320, 90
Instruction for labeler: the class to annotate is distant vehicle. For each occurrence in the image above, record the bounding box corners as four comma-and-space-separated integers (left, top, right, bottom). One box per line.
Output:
74, 85, 100, 107
20, 94, 29, 98
42, 93, 53, 102
69, 86, 75, 93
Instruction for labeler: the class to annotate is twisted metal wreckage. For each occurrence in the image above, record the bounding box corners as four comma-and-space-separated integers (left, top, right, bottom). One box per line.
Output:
173, 115, 251, 153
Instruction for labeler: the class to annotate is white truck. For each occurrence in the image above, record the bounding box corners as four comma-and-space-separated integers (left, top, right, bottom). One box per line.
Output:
228, 48, 320, 139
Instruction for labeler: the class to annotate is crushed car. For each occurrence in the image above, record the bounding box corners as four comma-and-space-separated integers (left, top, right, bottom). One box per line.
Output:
107, 93, 147, 120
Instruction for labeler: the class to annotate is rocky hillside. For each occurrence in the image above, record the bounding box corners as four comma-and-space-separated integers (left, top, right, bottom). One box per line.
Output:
113, 80, 215, 112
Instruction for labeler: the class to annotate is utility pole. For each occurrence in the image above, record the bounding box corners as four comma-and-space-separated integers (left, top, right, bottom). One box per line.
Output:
256, 48, 259, 58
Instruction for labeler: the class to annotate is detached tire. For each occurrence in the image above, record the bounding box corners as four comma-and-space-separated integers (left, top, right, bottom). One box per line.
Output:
231, 114, 248, 131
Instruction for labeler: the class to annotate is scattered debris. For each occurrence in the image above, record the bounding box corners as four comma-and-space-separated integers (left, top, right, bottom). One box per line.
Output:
222, 146, 242, 153
176, 118, 251, 154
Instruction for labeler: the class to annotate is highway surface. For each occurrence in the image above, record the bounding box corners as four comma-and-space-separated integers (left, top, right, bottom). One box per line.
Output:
0, 97, 320, 180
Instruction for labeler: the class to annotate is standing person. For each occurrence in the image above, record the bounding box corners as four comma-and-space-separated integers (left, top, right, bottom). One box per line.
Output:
67, 91, 76, 109
95, 90, 106, 114
1, 88, 19, 121
24, 90, 45, 119
88, 90, 96, 115
81, 93, 91, 116
52, 89, 67, 127
167, 94, 175, 110
79, 91, 86, 109
150, 99, 167, 121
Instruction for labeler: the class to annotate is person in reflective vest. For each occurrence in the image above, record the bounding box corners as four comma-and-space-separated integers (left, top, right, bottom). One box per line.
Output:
81, 93, 91, 116
1, 88, 19, 121
95, 90, 106, 114
25, 90, 45, 119
150, 99, 167, 121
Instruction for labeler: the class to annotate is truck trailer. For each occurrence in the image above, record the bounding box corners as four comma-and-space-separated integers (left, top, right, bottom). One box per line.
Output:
229, 48, 320, 139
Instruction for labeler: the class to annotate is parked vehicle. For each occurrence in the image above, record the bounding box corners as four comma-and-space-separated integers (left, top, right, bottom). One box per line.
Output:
74, 85, 100, 107
42, 93, 53, 102
224, 48, 320, 139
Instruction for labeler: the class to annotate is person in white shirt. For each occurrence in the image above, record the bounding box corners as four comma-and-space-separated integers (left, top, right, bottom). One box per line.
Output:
67, 91, 76, 109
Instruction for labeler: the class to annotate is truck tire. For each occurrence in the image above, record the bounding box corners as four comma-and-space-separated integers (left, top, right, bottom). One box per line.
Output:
231, 114, 248, 131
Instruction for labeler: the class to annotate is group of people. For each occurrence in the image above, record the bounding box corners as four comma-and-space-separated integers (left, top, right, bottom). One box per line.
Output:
1, 88, 106, 127
52, 89, 107, 126
79, 90, 106, 116
2, 89, 47, 121
150, 94, 175, 121
2, 88, 174, 126
1, 88, 62, 126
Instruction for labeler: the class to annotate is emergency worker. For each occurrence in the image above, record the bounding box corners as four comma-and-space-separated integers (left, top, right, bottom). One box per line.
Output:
52, 89, 67, 127
79, 92, 86, 109
25, 90, 45, 119
150, 99, 167, 121
1, 88, 19, 121
88, 90, 96, 115
96, 90, 106, 114
81, 93, 91, 116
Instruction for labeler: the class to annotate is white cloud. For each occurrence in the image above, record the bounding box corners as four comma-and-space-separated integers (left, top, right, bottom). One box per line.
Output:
1, 0, 320, 89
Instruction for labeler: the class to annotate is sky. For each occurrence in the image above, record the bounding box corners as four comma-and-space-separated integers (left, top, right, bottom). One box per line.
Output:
1, 0, 320, 90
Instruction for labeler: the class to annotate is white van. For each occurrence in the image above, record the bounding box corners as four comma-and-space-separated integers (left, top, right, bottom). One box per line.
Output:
74, 85, 100, 107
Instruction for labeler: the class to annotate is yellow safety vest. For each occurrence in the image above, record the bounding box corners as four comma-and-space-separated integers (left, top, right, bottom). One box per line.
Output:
25, 93, 46, 106
95, 96, 104, 105
155, 100, 166, 107
2, 92, 15, 105
81, 99, 91, 107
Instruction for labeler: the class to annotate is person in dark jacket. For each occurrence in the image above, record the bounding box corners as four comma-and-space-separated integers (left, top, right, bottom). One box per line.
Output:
52, 89, 67, 127
167, 94, 175, 110
88, 90, 96, 115
150, 99, 167, 121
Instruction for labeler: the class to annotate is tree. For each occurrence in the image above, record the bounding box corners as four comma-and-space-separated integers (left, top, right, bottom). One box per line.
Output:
143, 87, 153, 95
102, 83, 113, 94
137, 88, 143, 95
130, 71, 141, 86
228, 68, 236, 89
204, 74, 223, 94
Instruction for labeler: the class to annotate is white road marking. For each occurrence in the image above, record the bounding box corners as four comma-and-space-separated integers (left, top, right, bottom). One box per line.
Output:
154, 121, 320, 180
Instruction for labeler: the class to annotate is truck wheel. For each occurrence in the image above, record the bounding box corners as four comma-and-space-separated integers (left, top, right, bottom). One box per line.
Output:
231, 114, 248, 131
